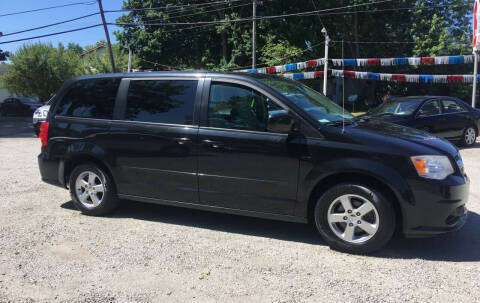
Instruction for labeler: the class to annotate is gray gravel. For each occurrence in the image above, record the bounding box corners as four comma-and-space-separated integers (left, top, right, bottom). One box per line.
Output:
1, 122, 479, 303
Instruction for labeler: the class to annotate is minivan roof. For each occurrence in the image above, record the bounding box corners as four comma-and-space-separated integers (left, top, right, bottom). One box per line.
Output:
71, 71, 280, 82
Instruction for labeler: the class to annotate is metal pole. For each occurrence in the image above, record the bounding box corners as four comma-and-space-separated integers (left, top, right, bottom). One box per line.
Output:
98, 0, 116, 73
322, 30, 329, 95
127, 47, 132, 73
252, 0, 257, 69
473, 51, 478, 108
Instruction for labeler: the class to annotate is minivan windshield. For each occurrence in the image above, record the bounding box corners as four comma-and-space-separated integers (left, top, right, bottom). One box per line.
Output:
260, 77, 354, 124
369, 99, 423, 116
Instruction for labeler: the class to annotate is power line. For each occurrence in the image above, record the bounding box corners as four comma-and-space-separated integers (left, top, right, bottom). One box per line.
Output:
166, 0, 252, 17
156, 2, 252, 20
0, 24, 103, 45
331, 40, 470, 45
1, 12, 100, 37
103, 0, 246, 13
310, 0, 326, 30
140, 58, 179, 70
112, 0, 395, 27
113, 1, 470, 28
2, 1, 463, 39
0, 1, 97, 18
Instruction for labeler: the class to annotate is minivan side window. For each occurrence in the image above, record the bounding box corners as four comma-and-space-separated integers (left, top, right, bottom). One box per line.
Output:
55, 78, 120, 119
124, 80, 197, 125
207, 82, 283, 132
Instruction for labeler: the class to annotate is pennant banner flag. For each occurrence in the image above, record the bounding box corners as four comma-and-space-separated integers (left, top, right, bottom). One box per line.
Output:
239, 54, 475, 74
272, 69, 479, 84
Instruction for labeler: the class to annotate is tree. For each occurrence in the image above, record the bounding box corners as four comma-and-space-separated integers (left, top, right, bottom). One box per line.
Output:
411, 0, 471, 57
0, 43, 84, 102
260, 34, 303, 66
0, 50, 9, 61
67, 43, 84, 55
82, 41, 139, 73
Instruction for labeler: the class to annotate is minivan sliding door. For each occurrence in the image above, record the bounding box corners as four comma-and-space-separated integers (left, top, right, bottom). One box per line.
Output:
108, 77, 202, 204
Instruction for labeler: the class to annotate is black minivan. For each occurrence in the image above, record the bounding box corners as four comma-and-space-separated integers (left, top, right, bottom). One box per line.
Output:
38, 72, 469, 254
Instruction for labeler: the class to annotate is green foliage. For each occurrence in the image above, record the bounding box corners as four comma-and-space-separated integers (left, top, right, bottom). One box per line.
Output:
260, 34, 303, 66
67, 43, 84, 55
0, 50, 9, 61
411, 0, 471, 56
82, 43, 139, 73
0, 43, 84, 102
115, 0, 472, 70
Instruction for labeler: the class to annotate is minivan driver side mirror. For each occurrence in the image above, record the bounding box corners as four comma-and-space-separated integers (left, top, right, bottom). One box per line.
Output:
267, 112, 295, 134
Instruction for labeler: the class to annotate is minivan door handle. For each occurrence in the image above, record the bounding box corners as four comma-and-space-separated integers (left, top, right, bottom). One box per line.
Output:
202, 139, 222, 149
173, 137, 192, 145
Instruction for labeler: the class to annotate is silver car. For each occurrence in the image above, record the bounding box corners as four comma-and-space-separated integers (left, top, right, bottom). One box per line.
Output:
32, 97, 53, 136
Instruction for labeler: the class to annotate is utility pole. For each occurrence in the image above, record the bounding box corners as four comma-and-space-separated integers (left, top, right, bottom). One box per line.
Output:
97, 0, 116, 73
127, 47, 132, 73
321, 27, 330, 95
252, 0, 257, 69
473, 50, 478, 108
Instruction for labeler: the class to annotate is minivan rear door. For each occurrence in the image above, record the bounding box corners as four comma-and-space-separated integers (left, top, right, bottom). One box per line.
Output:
109, 77, 202, 204
197, 78, 299, 215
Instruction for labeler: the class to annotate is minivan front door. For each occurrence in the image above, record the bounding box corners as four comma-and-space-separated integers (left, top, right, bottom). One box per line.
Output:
197, 81, 299, 215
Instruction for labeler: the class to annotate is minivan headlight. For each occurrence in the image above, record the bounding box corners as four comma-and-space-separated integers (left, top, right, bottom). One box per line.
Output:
410, 155, 454, 180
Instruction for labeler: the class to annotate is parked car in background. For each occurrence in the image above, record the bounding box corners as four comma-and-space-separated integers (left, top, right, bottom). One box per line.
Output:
0, 97, 42, 117
33, 97, 54, 136
364, 96, 480, 147
37, 72, 469, 254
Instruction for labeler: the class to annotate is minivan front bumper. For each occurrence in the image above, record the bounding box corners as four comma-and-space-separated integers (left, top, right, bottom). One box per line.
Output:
403, 174, 469, 238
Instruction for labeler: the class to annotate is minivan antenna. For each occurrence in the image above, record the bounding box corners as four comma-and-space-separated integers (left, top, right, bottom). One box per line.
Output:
342, 40, 345, 134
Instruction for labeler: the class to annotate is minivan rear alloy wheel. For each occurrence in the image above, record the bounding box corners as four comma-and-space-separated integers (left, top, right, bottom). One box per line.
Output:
314, 183, 396, 254
75, 171, 105, 209
463, 126, 477, 147
69, 163, 119, 216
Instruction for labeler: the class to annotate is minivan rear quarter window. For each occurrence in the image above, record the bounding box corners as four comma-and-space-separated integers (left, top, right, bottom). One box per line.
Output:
55, 78, 120, 119
124, 80, 197, 125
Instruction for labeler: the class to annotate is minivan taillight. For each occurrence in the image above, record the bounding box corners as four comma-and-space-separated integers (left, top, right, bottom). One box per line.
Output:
39, 122, 49, 147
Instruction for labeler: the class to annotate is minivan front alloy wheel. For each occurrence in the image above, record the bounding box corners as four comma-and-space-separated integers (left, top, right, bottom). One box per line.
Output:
327, 194, 379, 244
314, 183, 396, 254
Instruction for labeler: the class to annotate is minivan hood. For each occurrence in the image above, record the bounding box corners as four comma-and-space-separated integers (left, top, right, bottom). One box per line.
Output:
340, 119, 458, 157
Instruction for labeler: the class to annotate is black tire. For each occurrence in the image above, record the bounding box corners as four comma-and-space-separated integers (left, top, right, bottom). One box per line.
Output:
314, 183, 396, 254
462, 126, 477, 147
69, 163, 119, 216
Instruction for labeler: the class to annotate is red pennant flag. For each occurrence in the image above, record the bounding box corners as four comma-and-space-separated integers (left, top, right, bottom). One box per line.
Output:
447, 75, 464, 83
392, 74, 406, 82
421, 57, 434, 65
266, 67, 276, 74
367, 58, 380, 66
344, 71, 356, 78
306, 60, 318, 68
313, 71, 324, 78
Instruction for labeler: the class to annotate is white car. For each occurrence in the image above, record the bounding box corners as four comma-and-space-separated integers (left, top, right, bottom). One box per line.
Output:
32, 98, 53, 136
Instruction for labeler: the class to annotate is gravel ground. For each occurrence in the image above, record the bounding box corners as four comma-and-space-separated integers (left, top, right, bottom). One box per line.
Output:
0, 121, 479, 303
